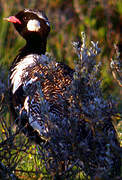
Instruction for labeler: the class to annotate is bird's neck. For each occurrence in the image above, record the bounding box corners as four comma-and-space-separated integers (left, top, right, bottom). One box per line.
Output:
20, 38, 47, 57
10, 37, 47, 71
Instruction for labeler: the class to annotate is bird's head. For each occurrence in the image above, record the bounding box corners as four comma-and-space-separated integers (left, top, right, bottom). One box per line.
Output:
4, 9, 50, 42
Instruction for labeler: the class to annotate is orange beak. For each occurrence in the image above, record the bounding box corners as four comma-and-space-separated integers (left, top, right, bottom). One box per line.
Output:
4, 16, 21, 24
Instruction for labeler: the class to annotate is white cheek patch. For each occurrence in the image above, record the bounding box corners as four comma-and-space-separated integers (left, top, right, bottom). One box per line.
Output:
27, 19, 40, 32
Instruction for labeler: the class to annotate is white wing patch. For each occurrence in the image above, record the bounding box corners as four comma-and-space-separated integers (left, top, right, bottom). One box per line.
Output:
10, 54, 49, 94
27, 19, 40, 32
10, 54, 37, 94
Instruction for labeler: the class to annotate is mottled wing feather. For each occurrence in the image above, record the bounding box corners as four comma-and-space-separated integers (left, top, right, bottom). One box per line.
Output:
19, 56, 73, 137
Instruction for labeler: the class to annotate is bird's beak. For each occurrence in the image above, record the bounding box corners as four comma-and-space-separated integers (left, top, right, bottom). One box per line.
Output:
3, 16, 21, 24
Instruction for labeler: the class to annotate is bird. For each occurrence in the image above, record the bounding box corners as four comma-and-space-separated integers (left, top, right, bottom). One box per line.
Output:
4, 9, 121, 178
4, 9, 73, 143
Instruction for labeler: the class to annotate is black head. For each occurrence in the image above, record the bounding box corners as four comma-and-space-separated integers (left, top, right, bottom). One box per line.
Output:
4, 9, 50, 43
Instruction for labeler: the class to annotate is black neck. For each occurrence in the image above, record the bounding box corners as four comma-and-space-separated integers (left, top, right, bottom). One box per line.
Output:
10, 38, 47, 70
20, 38, 47, 57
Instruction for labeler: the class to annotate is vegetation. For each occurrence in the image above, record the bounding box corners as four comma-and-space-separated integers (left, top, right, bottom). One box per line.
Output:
0, 0, 121, 179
